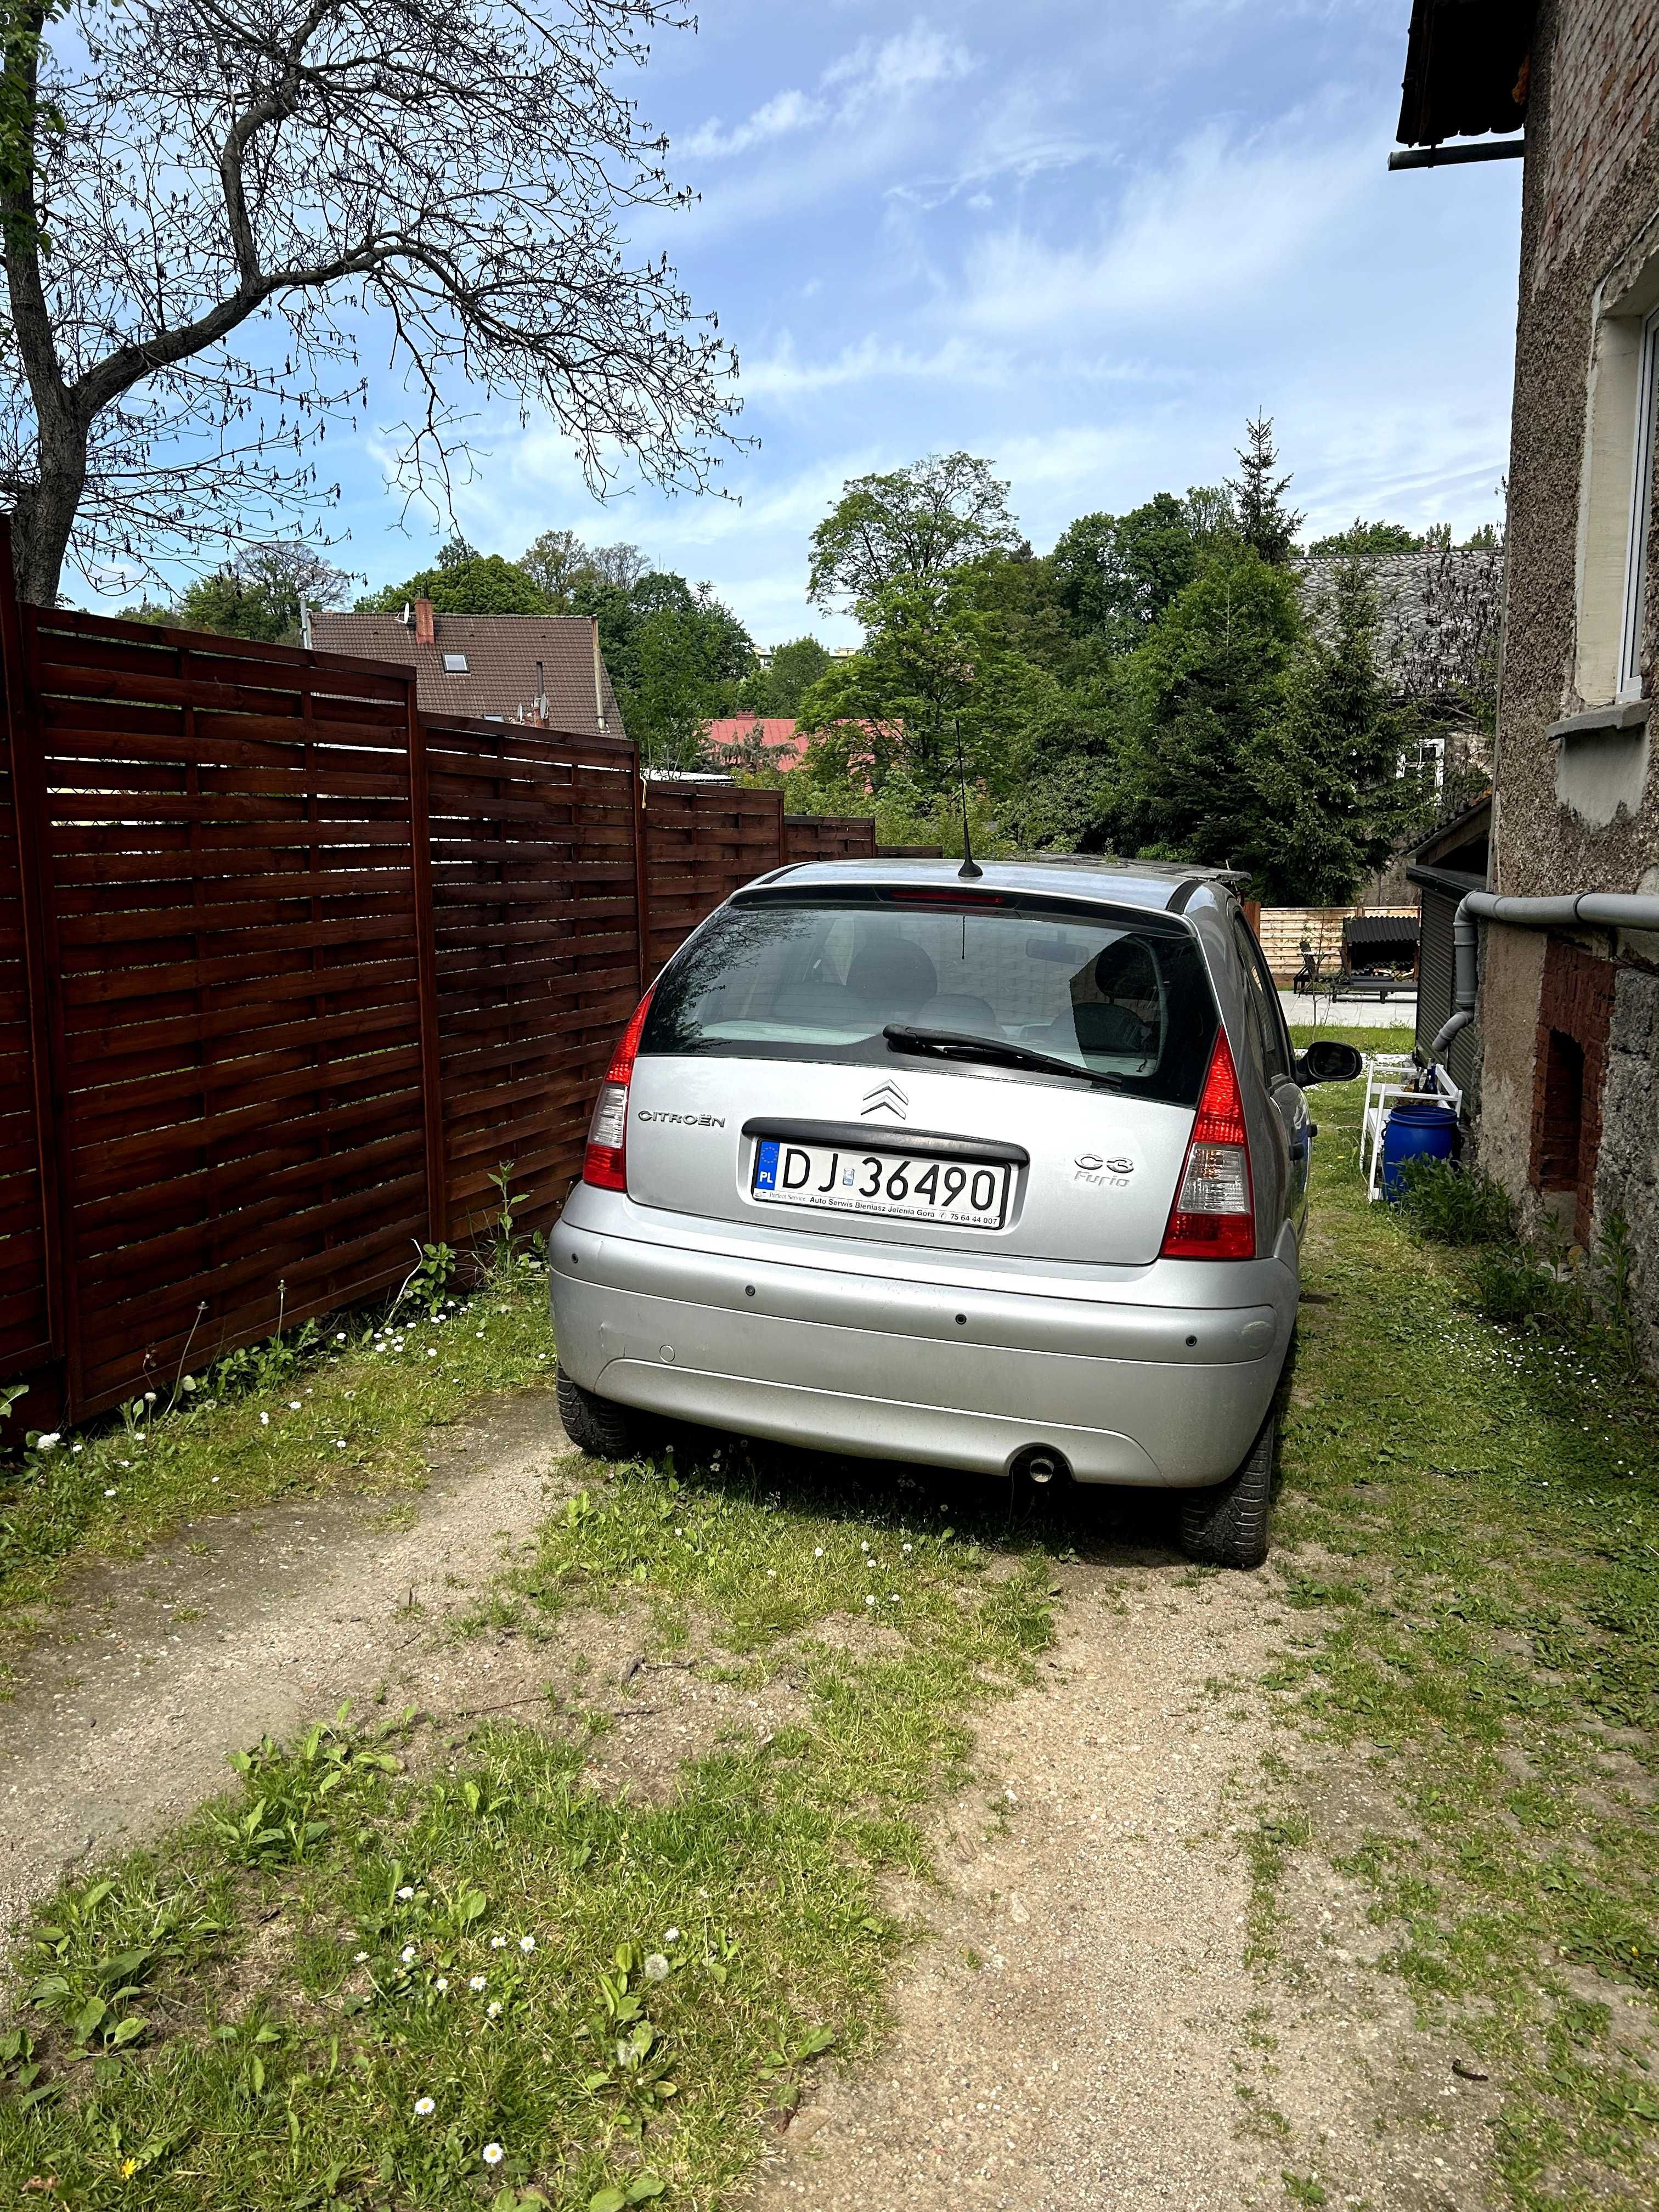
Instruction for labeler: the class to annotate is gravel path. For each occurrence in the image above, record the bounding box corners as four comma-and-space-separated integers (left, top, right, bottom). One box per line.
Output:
2, 1397, 1477, 2207
0, 1390, 572, 1938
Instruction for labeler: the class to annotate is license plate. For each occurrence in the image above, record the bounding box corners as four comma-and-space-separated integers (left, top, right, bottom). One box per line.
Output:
751, 1139, 1012, 1228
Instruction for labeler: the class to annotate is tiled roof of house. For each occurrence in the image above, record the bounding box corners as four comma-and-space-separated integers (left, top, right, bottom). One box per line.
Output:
303, 608, 625, 737
703, 716, 806, 764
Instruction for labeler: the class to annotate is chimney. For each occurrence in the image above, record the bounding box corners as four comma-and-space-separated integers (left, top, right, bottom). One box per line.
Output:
414, 596, 435, 646
535, 659, 547, 724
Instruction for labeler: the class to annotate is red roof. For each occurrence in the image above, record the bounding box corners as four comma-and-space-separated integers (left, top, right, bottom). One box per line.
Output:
704, 716, 805, 765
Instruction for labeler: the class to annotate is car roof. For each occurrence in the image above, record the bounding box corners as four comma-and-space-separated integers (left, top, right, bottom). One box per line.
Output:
758, 856, 1244, 913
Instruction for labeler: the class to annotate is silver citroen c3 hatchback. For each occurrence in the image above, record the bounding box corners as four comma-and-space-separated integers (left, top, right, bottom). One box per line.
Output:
550, 860, 1359, 1567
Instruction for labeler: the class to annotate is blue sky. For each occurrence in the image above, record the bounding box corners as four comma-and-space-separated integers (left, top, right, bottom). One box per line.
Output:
338, 0, 1523, 645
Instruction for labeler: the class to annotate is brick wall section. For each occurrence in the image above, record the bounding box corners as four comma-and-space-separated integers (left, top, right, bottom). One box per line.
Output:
1534, 1, 1659, 292
1528, 938, 1617, 1242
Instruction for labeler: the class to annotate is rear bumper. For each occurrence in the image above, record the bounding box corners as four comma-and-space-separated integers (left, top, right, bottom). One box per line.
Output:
550, 1191, 1296, 1487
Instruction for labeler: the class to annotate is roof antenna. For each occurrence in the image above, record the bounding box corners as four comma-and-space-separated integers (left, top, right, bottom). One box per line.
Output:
954, 721, 982, 880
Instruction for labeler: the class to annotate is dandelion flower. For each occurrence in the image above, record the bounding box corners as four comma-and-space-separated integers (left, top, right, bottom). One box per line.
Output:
482, 2143, 504, 2167
469, 1975, 487, 1992
401, 1945, 417, 1964
397, 1885, 415, 1900
644, 1952, 670, 1982
414, 2096, 436, 2116
143, 1391, 156, 1404
518, 1935, 535, 1953
487, 2000, 502, 2018
663, 1927, 680, 1944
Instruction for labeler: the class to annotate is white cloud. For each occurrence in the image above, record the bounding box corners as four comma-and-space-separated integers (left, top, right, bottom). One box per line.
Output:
956, 120, 1372, 336
681, 88, 827, 161
824, 22, 977, 112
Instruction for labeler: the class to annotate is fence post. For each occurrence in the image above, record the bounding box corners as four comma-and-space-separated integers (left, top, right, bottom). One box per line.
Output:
0, 534, 71, 1396
404, 686, 448, 1245
631, 757, 651, 991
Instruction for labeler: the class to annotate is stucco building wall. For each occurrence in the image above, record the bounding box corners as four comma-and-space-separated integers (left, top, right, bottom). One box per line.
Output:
1475, 0, 1659, 1370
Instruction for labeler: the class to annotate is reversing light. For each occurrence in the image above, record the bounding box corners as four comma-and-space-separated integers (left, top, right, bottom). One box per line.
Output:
582, 986, 656, 1192
1160, 1026, 1255, 1260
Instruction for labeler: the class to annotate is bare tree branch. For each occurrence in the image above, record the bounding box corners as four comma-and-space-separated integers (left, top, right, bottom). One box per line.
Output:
1, 0, 742, 602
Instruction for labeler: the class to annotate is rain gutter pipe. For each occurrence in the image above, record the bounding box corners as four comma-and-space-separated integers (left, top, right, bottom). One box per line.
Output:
1430, 889, 1659, 1057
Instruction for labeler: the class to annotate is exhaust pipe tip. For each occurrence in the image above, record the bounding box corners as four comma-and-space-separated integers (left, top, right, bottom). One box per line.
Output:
1011, 1445, 1070, 1487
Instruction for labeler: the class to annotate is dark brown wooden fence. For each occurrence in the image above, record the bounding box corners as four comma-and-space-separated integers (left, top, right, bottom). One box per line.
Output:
0, 536, 894, 1425
784, 814, 877, 865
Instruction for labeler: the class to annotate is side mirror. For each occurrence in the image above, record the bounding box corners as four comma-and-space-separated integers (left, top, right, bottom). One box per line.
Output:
1294, 1040, 1363, 1086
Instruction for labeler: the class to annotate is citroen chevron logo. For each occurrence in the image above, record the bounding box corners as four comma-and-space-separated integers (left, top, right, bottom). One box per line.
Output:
861, 1079, 909, 1119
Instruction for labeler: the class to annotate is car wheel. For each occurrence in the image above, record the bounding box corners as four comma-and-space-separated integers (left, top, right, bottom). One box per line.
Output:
1177, 1409, 1275, 1570
556, 1364, 635, 1460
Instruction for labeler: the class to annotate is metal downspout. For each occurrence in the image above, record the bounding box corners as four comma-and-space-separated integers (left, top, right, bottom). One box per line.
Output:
1429, 887, 1659, 1057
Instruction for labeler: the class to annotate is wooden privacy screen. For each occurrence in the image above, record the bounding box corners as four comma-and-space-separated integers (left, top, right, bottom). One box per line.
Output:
0, 539, 889, 1424
24, 606, 441, 1415
425, 715, 640, 1244
641, 781, 786, 981
783, 814, 877, 865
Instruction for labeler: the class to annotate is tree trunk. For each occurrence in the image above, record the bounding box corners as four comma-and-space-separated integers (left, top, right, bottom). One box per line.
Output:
8, 430, 86, 606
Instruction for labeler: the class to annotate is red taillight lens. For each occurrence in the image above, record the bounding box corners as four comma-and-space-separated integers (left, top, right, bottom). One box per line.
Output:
582, 987, 655, 1192
1160, 1026, 1255, 1260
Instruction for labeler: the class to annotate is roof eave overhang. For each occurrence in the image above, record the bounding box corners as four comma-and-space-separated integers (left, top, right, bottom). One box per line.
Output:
1395, 0, 1534, 149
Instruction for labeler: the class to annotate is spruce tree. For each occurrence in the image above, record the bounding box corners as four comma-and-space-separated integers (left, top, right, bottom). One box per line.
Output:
1226, 413, 1305, 567
1242, 552, 1424, 902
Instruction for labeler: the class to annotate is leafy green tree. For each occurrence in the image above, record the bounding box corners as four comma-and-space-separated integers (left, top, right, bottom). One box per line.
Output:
1308, 518, 1422, 557
1119, 547, 1302, 865
358, 553, 550, 615
161, 541, 353, 642
564, 567, 750, 768
794, 575, 1054, 799
517, 529, 647, 606
1242, 552, 1426, 902
808, 452, 1021, 607
1226, 413, 1304, 567
736, 634, 832, 716
1050, 495, 1201, 655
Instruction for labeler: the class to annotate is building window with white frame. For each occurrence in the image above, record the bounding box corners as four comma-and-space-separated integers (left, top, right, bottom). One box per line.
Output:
1618, 302, 1659, 700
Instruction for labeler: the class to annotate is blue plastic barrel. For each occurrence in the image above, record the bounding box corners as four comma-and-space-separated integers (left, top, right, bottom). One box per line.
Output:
1380, 1094, 1457, 1199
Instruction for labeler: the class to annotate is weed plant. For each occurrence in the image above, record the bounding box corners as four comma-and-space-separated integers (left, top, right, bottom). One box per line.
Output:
1395, 1156, 1515, 1245
0, 1452, 1053, 2209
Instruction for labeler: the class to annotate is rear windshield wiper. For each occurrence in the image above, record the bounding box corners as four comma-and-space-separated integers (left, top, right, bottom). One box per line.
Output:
883, 1024, 1124, 1090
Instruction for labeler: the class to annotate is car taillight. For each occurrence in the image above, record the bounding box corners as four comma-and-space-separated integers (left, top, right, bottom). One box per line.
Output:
582, 986, 655, 1192
1160, 1026, 1255, 1260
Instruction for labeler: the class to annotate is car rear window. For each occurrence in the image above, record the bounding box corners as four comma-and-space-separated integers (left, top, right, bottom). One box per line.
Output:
640, 893, 1220, 1107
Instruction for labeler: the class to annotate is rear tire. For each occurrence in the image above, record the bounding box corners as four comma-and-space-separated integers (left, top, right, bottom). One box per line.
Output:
1178, 1409, 1275, 1570
556, 1364, 635, 1460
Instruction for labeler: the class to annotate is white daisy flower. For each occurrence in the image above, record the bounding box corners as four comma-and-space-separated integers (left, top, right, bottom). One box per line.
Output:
469, 1975, 487, 1991
259, 1412, 269, 1426
663, 1927, 680, 1944
414, 2096, 435, 2116
103, 1486, 117, 1498
435, 1977, 449, 1993
400, 1945, 416, 1964
902, 1543, 912, 1554
490, 1934, 507, 1949
865, 1595, 877, 1607
35, 1432, 60, 1452
487, 2000, 502, 2019
289, 1400, 301, 1410
353, 1951, 369, 1963
482, 2143, 504, 2167
397, 1885, 415, 1900
518, 1936, 535, 1953
814, 1547, 824, 1558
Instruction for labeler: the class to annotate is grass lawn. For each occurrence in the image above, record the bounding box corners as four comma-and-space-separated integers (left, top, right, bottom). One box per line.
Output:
0, 1256, 558, 1645
1260, 1065, 1659, 2211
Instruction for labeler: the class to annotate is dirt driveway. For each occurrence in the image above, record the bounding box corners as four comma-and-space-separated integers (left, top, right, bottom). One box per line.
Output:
1, 1394, 1495, 2212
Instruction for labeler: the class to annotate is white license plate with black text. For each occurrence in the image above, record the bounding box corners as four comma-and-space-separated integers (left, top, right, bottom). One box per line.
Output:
751, 1138, 1011, 1227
